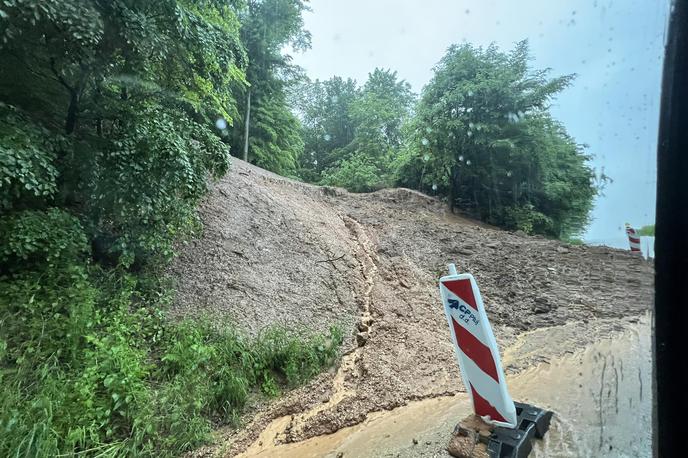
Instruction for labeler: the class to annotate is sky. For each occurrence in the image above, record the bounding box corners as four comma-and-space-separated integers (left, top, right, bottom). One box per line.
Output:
291, 0, 671, 248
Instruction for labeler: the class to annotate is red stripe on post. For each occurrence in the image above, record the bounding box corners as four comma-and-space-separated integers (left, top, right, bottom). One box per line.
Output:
470, 382, 507, 423
451, 317, 499, 382
443, 279, 478, 311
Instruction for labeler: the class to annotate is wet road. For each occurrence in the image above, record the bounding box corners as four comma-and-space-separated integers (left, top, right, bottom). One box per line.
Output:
240, 315, 652, 458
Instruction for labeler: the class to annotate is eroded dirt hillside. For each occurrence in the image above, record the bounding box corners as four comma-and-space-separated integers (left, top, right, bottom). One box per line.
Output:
169, 159, 653, 457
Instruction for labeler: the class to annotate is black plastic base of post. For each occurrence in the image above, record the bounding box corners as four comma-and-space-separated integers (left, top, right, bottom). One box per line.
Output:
486, 403, 553, 458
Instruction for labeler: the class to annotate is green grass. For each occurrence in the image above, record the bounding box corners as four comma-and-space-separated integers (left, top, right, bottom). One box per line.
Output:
0, 267, 343, 457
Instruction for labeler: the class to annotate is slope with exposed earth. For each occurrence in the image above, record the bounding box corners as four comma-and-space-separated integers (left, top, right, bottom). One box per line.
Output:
169, 159, 653, 457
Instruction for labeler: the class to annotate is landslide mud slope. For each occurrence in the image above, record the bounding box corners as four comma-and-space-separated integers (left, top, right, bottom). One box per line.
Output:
170, 159, 653, 457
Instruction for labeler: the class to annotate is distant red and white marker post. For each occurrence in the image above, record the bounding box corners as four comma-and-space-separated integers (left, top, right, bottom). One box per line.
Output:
625, 223, 642, 253
439, 264, 552, 457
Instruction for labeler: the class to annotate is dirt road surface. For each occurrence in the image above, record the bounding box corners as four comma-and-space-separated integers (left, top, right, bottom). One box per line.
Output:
169, 160, 654, 457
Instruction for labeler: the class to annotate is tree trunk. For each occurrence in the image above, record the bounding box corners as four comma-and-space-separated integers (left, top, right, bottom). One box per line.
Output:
65, 91, 78, 135
448, 165, 459, 214
243, 89, 251, 161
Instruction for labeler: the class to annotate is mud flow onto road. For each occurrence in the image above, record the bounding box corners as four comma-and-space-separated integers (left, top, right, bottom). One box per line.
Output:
173, 161, 654, 458
238, 315, 652, 458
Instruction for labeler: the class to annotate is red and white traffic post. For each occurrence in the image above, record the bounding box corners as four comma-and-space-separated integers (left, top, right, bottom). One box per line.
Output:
439, 264, 552, 457
625, 223, 642, 253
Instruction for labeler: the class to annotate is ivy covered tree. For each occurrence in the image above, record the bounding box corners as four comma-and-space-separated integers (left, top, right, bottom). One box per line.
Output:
231, 0, 310, 176
397, 41, 598, 238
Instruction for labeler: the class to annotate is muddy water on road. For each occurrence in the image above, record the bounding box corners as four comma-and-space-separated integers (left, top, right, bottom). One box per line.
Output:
523, 315, 652, 458
239, 316, 652, 458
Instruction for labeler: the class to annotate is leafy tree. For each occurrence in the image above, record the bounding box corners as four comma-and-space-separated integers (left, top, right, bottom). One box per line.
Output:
296, 76, 359, 180
300, 69, 414, 191
320, 153, 381, 192
231, 0, 310, 176
0, 0, 246, 265
397, 41, 598, 238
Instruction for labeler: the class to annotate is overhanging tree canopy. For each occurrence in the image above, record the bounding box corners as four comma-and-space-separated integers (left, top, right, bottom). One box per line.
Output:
397, 41, 599, 238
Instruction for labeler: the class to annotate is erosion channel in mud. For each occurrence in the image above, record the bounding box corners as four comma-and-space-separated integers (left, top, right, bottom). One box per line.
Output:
239, 315, 652, 458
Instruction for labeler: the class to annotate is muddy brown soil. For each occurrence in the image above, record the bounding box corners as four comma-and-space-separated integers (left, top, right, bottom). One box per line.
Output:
170, 159, 654, 457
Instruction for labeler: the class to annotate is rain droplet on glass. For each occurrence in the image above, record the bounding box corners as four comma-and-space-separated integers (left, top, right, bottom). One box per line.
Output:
215, 118, 228, 130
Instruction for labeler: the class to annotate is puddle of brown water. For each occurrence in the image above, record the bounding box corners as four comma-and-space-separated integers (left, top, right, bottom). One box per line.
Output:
239, 316, 652, 458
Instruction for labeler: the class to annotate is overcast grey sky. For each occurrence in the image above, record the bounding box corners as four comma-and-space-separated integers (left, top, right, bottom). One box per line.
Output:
291, 0, 671, 247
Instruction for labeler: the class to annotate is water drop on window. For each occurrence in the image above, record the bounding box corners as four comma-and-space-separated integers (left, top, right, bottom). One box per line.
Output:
215, 118, 227, 130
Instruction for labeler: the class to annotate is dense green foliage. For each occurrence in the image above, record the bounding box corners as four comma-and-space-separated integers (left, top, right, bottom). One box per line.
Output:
0, 264, 342, 456
397, 42, 597, 238
638, 224, 655, 236
0, 1, 341, 456
300, 69, 414, 191
297, 43, 599, 238
0, 0, 245, 265
296, 76, 359, 181
230, 0, 309, 176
